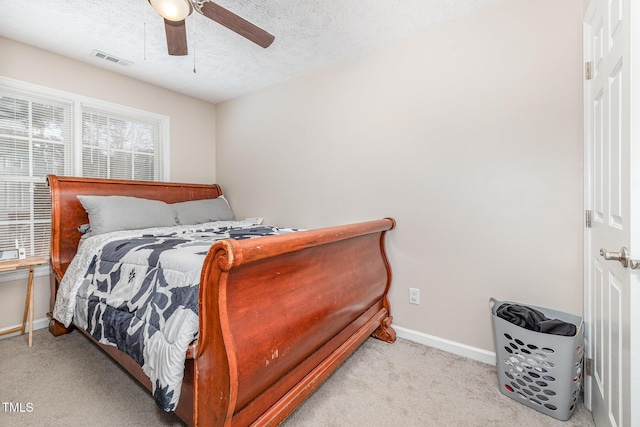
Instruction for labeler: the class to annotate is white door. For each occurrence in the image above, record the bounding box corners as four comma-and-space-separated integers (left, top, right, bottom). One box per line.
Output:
584, 0, 639, 426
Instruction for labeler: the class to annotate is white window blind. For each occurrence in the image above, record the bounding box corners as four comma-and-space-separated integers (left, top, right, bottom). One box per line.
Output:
82, 107, 164, 181
0, 79, 167, 264
0, 92, 73, 257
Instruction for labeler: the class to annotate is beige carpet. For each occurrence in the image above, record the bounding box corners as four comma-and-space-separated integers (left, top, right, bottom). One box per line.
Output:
0, 329, 595, 426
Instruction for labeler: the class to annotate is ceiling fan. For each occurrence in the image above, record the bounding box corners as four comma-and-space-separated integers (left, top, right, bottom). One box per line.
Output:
148, 0, 275, 56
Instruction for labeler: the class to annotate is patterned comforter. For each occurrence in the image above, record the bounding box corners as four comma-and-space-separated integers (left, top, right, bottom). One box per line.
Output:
53, 218, 298, 411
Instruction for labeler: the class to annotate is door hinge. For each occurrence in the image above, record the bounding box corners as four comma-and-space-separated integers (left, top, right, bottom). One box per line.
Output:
586, 210, 592, 228
585, 61, 592, 80
586, 357, 593, 376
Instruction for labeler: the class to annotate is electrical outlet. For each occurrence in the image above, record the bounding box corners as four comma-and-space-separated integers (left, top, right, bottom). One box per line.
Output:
409, 287, 420, 305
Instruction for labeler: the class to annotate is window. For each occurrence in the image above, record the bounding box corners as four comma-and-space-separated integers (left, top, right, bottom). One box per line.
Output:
0, 90, 73, 258
81, 106, 164, 181
0, 78, 168, 259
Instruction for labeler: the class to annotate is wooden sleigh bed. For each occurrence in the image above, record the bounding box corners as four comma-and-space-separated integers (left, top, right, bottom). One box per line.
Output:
46, 175, 396, 426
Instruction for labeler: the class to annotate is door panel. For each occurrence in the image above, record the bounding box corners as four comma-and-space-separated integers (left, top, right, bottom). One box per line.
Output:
609, 0, 622, 41
609, 272, 623, 427
593, 261, 604, 396
608, 60, 624, 229
594, 89, 604, 221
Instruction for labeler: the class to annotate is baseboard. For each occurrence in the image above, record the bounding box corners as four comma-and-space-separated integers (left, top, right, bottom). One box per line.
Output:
0, 317, 49, 340
394, 325, 497, 366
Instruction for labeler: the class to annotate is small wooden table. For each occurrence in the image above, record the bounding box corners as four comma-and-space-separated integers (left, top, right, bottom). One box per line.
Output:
0, 256, 48, 347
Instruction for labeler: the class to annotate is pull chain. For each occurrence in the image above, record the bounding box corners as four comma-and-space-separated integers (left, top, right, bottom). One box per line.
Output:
193, 11, 197, 73
143, 0, 147, 61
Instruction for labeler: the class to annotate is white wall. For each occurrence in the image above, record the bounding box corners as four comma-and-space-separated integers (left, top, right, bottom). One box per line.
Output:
0, 38, 217, 334
216, 0, 584, 353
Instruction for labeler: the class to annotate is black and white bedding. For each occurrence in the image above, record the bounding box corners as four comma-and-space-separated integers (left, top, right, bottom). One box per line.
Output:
53, 218, 298, 411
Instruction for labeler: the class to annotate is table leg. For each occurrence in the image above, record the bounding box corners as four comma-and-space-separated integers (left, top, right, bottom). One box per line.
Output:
28, 266, 34, 347
21, 269, 32, 336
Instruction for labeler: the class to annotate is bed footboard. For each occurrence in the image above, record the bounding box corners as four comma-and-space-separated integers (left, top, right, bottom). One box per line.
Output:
193, 218, 396, 426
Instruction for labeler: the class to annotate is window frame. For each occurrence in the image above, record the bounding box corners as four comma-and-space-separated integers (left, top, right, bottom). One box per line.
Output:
78, 100, 170, 181
0, 76, 170, 281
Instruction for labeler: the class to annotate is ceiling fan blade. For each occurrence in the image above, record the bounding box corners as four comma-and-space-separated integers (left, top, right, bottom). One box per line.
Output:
200, 2, 275, 48
164, 19, 189, 56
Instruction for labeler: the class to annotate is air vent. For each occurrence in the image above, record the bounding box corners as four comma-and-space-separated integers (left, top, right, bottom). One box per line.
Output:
90, 50, 133, 68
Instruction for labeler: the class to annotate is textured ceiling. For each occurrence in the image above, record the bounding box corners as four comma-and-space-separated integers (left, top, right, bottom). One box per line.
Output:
0, 0, 505, 104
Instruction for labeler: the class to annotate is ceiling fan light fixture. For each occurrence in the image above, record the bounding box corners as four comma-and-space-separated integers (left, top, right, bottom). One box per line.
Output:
149, 0, 192, 21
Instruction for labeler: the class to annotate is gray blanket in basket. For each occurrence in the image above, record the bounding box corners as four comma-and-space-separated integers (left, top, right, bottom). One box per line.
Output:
496, 303, 577, 336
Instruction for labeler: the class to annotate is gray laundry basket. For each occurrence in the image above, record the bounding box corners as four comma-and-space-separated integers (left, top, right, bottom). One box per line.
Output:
490, 298, 584, 421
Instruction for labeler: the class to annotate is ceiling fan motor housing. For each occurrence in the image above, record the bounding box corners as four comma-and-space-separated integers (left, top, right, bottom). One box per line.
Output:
149, 0, 193, 22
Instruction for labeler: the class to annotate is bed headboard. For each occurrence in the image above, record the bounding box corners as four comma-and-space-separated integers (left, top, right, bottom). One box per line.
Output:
47, 175, 223, 281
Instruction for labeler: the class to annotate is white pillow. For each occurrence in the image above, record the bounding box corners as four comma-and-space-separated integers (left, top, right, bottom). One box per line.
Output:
172, 196, 236, 225
77, 195, 178, 235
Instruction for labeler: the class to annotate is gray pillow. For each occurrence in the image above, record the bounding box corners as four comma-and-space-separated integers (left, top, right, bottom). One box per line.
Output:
77, 195, 178, 236
172, 197, 235, 225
